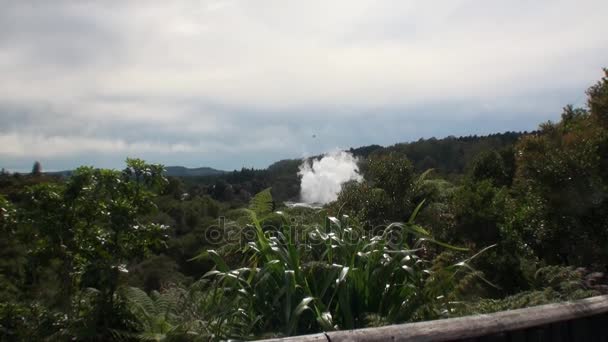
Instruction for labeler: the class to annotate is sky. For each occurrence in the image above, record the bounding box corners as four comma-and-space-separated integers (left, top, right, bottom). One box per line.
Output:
0, 0, 607, 172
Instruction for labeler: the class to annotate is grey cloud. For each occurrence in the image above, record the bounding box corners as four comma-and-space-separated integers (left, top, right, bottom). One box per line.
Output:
0, 0, 606, 171
0, 2, 126, 69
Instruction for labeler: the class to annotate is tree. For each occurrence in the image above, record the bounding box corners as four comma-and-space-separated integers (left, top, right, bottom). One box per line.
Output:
31, 161, 41, 176
451, 180, 506, 247
0, 196, 27, 302
163, 176, 185, 200
512, 71, 608, 267
333, 181, 390, 228
366, 152, 416, 221
587, 68, 608, 126
336, 153, 445, 229
469, 150, 509, 186
450, 180, 531, 293
20, 158, 168, 338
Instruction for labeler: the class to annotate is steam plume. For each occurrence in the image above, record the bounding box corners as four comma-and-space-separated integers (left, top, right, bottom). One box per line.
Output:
298, 151, 363, 204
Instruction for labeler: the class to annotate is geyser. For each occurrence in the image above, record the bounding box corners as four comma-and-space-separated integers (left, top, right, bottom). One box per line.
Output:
298, 151, 363, 204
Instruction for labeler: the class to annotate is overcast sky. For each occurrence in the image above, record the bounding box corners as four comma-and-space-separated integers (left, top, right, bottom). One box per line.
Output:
1, 0, 606, 171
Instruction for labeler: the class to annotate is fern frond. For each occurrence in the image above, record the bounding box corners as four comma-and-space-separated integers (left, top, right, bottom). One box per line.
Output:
249, 187, 274, 217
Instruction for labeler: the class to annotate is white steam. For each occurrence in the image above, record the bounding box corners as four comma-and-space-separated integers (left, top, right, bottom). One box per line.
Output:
298, 151, 363, 204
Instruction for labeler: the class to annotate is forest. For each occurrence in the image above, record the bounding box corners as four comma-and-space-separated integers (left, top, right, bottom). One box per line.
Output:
1, 69, 608, 341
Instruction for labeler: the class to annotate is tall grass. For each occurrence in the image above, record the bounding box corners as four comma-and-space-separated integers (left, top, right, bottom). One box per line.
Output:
178, 189, 492, 339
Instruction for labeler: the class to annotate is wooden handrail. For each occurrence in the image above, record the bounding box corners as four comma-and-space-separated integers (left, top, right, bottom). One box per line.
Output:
259, 295, 608, 342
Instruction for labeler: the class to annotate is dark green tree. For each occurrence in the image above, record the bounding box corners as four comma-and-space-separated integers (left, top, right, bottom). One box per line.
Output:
587, 68, 608, 126
31, 161, 41, 176
451, 180, 507, 247
450, 180, 530, 293
333, 181, 390, 228
513, 71, 608, 267
0, 196, 27, 302
367, 152, 416, 221
470, 150, 510, 186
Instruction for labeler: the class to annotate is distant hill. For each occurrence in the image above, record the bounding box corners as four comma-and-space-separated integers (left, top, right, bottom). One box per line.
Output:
164, 166, 225, 177
45, 170, 73, 177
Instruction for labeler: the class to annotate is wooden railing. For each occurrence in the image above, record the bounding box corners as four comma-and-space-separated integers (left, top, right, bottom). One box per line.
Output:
260, 295, 608, 342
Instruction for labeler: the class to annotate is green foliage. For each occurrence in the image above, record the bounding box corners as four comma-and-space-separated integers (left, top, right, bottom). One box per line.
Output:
0, 197, 26, 303
122, 279, 260, 341
367, 152, 415, 220
185, 189, 494, 339
120, 286, 202, 341
0, 302, 65, 341
377, 132, 525, 177
332, 181, 390, 227
334, 153, 438, 229
2, 159, 169, 339
156, 195, 220, 236
450, 180, 507, 247
587, 68, 608, 126
249, 187, 274, 217
514, 101, 608, 266
469, 150, 511, 186
128, 255, 192, 292
162, 177, 185, 200
458, 265, 598, 315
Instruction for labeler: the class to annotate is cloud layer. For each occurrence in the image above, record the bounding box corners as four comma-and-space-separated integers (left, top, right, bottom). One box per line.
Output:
1, 0, 607, 171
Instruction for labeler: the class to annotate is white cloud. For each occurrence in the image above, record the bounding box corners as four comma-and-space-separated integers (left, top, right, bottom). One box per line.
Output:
0, 0, 606, 170
0, 133, 198, 157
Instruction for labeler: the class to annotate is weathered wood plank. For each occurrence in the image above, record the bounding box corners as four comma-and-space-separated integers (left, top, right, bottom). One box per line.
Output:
259, 295, 608, 342
259, 333, 328, 342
